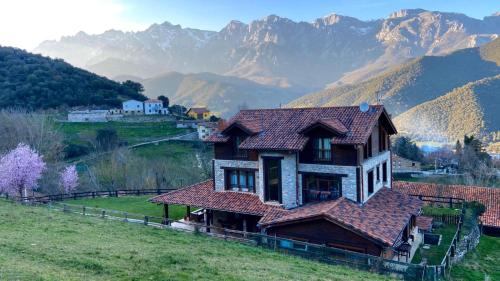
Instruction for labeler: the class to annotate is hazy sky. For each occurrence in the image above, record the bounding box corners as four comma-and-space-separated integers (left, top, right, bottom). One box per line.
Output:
0, 0, 498, 50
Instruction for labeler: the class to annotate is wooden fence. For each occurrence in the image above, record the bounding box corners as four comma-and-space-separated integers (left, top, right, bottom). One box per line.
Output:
0, 188, 176, 204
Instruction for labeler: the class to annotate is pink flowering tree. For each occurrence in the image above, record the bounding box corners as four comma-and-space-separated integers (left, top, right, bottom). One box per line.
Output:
60, 165, 78, 193
0, 143, 46, 197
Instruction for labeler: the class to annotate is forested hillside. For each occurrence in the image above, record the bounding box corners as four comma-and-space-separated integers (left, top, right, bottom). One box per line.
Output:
394, 75, 500, 143
0, 46, 146, 109
288, 42, 500, 115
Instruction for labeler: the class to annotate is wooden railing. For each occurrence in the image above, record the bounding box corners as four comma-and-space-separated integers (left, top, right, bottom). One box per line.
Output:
0, 188, 176, 204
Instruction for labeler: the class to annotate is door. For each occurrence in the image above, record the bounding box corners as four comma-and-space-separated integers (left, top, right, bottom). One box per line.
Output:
264, 158, 282, 203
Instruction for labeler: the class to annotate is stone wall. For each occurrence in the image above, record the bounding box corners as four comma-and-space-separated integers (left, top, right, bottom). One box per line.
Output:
258, 152, 298, 209
361, 150, 391, 203
213, 159, 259, 191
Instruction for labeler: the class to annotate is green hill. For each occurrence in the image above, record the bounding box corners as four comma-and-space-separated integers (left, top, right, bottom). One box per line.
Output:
394, 75, 500, 142
288, 42, 500, 115
0, 46, 146, 110
0, 200, 389, 281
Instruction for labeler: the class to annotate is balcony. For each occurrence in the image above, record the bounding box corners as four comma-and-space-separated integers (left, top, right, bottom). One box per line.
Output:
303, 189, 341, 204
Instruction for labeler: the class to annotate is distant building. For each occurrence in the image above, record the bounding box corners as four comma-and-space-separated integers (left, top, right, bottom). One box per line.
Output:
392, 154, 421, 173
68, 110, 109, 122
123, 100, 144, 115
144, 99, 168, 115
176, 120, 199, 129
187, 107, 211, 120
197, 122, 217, 140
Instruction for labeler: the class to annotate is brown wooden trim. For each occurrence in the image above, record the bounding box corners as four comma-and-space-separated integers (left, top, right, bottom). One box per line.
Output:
298, 171, 348, 177
220, 166, 258, 171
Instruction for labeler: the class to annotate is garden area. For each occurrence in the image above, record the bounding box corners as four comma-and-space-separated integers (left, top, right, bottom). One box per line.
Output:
0, 200, 391, 281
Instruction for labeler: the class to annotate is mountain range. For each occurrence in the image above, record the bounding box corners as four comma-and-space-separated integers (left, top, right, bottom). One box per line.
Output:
34, 9, 500, 91
289, 38, 500, 147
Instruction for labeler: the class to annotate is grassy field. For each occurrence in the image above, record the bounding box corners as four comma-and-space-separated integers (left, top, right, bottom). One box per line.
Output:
58, 121, 189, 145
393, 173, 500, 188
450, 235, 500, 281
65, 195, 190, 220
0, 201, 391, 281
412, 224, 457, 265
422, 206, 461, 216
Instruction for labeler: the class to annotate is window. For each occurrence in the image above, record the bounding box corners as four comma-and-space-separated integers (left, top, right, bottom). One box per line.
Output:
376, 165, 380, 182
313, 138, 332, 161
382, 162, 388, 182
234, 136, 248, 158
225, 170, 255, 192
367, 170, 374, 195
303, 174, 342, 203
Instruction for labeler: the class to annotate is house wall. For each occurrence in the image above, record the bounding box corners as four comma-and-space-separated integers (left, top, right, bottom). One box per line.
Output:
361, 150, 391, 203
145, 102, 163, 115
298, 163, 357, 203
213, 159, 259, 192
265, 218, 384, 256
122, 100, 144, 115
392, 155, 421, 173
258, 152, 298, 209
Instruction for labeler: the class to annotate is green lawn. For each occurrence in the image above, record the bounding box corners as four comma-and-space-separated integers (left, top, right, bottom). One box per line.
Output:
422, 206, 461, 216
412, 224, 458, 265
450, 235, 500, 281
0, 201, 391, 281
65, 195, 189, 220
58, 121, 189, 145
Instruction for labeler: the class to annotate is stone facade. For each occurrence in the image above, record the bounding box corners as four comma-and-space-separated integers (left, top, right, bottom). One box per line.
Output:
258, 152, 298, 209
361, 150, 391, 203
213, 159, 259, 192
298, 163, 357, 203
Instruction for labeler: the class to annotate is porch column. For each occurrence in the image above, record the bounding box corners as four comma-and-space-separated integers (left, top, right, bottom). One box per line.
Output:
186, 206, 191, 220
242, 218, 248, 238
163, 204, 169, 225
205, 209, 211, 233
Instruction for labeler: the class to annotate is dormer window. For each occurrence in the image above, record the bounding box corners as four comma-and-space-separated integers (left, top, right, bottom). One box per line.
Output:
313, 138, 331, 161
234, 136, 248, 158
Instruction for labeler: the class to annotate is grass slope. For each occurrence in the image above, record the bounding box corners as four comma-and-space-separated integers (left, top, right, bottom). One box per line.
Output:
450, 235, 500, 281
59, 121, 187, 145
66, 195, 188, 220
0, 201, 390, 281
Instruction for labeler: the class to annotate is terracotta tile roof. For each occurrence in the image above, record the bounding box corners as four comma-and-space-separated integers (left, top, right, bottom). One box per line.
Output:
149, 180, 281, 216
416, 216, 433, 232
188, 107, 210, 114
260, 188, 422, 246
145, 99, 162, 103
205, 105, 395, 150
299, 118, 349, 135
394, 181, 500, 228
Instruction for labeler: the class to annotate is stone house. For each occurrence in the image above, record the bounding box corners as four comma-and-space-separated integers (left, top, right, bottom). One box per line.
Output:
187, 107, 211, 120
392, 154, 421, 173
152, 105, 423, 260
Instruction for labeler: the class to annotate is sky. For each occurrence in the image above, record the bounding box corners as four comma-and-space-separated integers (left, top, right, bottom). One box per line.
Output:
0, 0, 498, 50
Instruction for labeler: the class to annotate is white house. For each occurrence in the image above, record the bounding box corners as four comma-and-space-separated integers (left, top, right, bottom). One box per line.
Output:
123, 100, 144, 115
197, 122, 217, 140
144, 99, 168, 115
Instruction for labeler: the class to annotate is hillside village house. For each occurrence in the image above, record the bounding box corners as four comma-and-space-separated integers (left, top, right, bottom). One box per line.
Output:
197, 122, 217, 140
187, 107, 211, 120
392, 154, 422, 173
122, 100, 144, 115
144, 99, 169, 115
151, 105, 424, 260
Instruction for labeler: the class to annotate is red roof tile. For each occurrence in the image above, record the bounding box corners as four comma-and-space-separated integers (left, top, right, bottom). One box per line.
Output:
260, 188, 422, 246
149, 180, 281, 216
394, 181, 500, 228
416, 216, 433, 232
205, 105, 396, 150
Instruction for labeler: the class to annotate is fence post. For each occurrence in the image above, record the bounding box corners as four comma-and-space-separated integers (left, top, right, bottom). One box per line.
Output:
82, 206, 86, 216
92, 192, 95, 198
73, 193, 76, 200
63, 204, 68, 212
144, 216, 149, 226
115, 190, 118, 197
124, 212, 128, 222
101, 210, 106, 218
